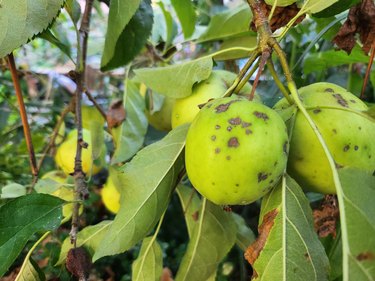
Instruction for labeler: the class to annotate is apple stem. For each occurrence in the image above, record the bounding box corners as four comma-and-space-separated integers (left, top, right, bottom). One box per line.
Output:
266, 59, 293, 104
235, 60, 260, 95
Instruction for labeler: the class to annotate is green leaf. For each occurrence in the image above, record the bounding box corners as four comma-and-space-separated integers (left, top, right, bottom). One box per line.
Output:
171, 0, 196, 38
313, 0, 360, 17
15, 232, 50, 281
15, 258, 45, 281
176, 185, 202, 238
0, 183, 26, 199
101, 0, 153, 71
64, 0, 81, 25
252, 176, 330, 280
303, 45, 369, 74
198, 4, 252, 43
0, 194, 63, 276
175, 199, 237, 281
157, 2, 175, 49
214, 35, 257, 61
56, 220, 111, 265
233, 213, 255, 252
134, 57, 213, 99
132, 237, 163, 281
34, 178, 65, 194
111, 80, 148, 164
0, 0, 65, 58
93, 125, 188, 261
38, 29, 73, 61
301, 0, 339, 14
337, 168, 375, 279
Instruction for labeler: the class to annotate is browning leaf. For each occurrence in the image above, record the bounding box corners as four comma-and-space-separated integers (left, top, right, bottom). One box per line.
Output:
107, 99, 126, 129
332, 0, 375, 54
313, 195, 340, 238
251, 1, 305, 32
66, 247, 92, 280
244, 209, 278, 278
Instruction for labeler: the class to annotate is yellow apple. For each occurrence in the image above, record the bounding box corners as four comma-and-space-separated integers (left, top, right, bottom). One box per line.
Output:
101, 174, 121, 214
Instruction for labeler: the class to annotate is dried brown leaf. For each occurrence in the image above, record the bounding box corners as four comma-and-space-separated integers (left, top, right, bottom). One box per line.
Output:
107, 99, 126, 129
66, 247, 92, 280
313, 195, 340, 238
333, 0, 375, 54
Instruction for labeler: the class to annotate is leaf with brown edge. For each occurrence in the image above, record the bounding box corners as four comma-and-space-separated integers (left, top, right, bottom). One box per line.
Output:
107, 100, 126, 129
248, 176, 330, 281
244, 209, 278, 278
332, 0, 375, 55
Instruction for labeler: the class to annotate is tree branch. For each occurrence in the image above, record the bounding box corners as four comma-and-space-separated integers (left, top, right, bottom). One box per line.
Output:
70, 0, 95, 248
7, 53, 38, 179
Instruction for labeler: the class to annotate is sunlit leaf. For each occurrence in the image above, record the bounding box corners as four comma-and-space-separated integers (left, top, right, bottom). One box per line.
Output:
175, 199, 237, 281
93, 125, 188, 261
134, 57, 213, 99
302, 0, 339, 14
132, 237, 163, 281
250, 176, 330, 280
0, 0, 65, 58
0, 194, 63, 276
15, 257, 45, 281
0, 183, 26, 199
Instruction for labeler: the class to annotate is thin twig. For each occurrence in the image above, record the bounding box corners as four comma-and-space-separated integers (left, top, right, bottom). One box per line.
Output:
7, 53, 38, 178
235, 60, 260, 95
249, 50, 270, 100
70, 0, 95, 248
84, 90, 107, 120
36, 103, 73, 172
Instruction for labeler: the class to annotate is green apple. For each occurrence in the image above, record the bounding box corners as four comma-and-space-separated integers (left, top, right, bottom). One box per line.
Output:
185, 96, 288, 205
275, 82, 375, 194
171, 70, 260, 129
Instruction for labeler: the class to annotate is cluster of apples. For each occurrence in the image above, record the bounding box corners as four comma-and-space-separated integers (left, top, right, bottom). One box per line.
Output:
145, 70, 375, 205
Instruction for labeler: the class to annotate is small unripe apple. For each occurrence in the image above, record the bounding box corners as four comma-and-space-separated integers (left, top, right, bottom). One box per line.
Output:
172, 70, 260, 128
185, 96, 288, 205
55, 129, 103, 176
146, 96, 175, 131
275, 82, 375, 194
101, 174, 121, 214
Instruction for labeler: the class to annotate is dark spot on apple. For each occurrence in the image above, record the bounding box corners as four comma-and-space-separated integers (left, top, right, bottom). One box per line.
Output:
313, 109, 321, 114
212, 182, 215, 185
245, 129, 253, 135
358, 126, 362, 130
343, 144, 350, 152
228, 137, 239, 147
226, 155, 231, 160
211, 135, 216, 141
215, 125, 221, 130
332, 93, 348, 107
304, 253, 310, 261
324, 88, 334, 92
206, 104, 212, 108
350, 99, 356, 103
227, 126, 233, 132
335, 162, 344, 169
228, 117, 242, 125
354, 145, 359, 151
215, 100, 239, 113
258, 172, 268, 182
270, 179, 274, 184
253, 111, 269, 121
332, 129, 337, 134
215, 148, 221, 154
274, 161, 278, 167
235, 183, 239, 187
242, 121, 252, 128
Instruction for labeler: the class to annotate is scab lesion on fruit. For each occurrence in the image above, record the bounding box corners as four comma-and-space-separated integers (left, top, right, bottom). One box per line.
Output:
257, 172, 268, 182
215, 100, 239, 113
228, 117, 242, 125
228, 137, 240, 147
211, 135, 216, 141
245, 129, 253, 135
215, 124, 221, 130
226, 155, 231, 160
227, 126, 233, 132
324, 88, 334, 93
343, 144, 350, 152
241, 122, 252, 128
253, 111, 269, 121
354, 145, 359, 151
313, 109, 321, 114
215, 147, 221, 154
332, 93, 349, 107
283, 141, 288, 154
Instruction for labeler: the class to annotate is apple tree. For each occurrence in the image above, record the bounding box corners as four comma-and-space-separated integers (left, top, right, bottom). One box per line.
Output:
0, 0, 374, 280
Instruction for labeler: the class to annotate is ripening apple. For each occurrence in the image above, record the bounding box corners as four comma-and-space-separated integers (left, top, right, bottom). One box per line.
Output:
101, 173, 121, 214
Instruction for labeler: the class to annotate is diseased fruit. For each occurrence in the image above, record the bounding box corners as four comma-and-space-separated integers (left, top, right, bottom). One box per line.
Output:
274, 82, 375, 194
172, 70, 260, 128
101, 174, 121, 214
55, 129, 103, 176
185, 96, 288, 205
